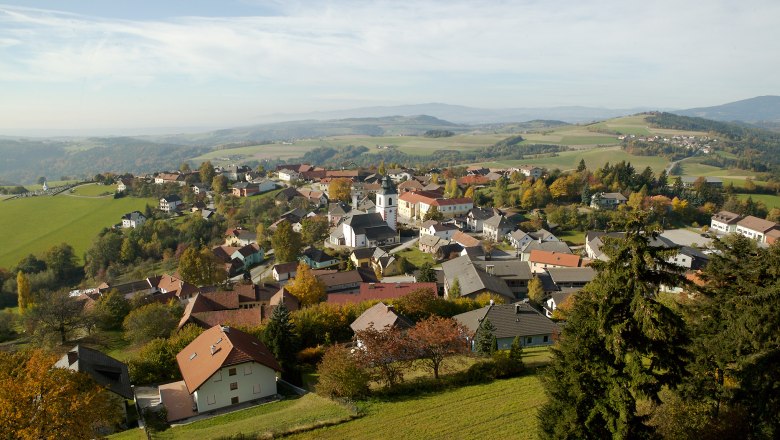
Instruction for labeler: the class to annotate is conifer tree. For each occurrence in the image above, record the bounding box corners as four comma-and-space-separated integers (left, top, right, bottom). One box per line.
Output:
538, 214, 689, 439
448, 277, 461, 300
475, 318, 497, 356
263, 303, 298, 372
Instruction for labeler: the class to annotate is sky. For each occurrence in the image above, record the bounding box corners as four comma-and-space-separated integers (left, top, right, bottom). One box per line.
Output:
0, 0, 779, 133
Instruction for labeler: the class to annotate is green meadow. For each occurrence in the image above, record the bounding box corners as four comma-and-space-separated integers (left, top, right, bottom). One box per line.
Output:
0, 194, 155, 269
483, 146, 670, 173
736, 193, 780, 209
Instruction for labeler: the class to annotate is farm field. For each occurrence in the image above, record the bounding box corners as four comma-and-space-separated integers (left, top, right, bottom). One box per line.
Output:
587, 114, 709, 137
289, 374, 545, 440
482, 146, 670, 173
736, 193, 780, 209
109, 393, 354, 440
677, 158, 758, 178
0, 195, 155, 268
69, 183, 115, 197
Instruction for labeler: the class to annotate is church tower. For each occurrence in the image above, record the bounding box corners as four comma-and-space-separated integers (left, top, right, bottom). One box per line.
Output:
376, 175, 398, 230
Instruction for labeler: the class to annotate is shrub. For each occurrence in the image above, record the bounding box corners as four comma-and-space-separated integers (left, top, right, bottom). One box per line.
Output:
297, 346, 325, 366
316, 345, 370, 400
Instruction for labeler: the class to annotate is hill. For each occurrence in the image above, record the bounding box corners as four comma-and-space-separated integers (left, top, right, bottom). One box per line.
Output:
675, 96, 780, 125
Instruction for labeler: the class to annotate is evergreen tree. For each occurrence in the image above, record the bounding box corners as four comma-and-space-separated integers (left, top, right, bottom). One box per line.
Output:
581, 182, 591, 206
475, 318, 497, 356
509, 335, 524, 369
577, 159, 587, 172
417, 263, 436, 282
423, 205, 444, 221
263, 303, 298, 373
449, 277, 461, 300
538, 214, 689, 439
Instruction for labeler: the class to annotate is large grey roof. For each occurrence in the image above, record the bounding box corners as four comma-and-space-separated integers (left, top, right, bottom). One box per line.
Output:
454, 303, 560, 339
473, 260, 533, 280
521, 240, 572, 254
483, 214, 513, 230
441, 255, 514, 299
54, 345, 133, 399
545, 267, 597, 284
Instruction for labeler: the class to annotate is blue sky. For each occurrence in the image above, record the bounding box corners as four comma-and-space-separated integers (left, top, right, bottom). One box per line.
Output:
1, 0, 779, 133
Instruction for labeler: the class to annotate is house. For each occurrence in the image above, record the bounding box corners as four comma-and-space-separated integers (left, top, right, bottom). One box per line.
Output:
171, 325, 281, 419
669, 246, 709, 270
155, 172, 187, 186
590, 192, 627, 210
155, 273, 202, 301
767, 229, 780, 245
231, 182, 262, 197
350, 247, 376, 269
329, 282, 437, 305
296, 188, 328, 207
529, 228, 559, 242
398, 190, 473, 220
116, 178, 133, 192
519, 240, 572, 261
54, 346, 133, 423
544, 291, 576, 318
681, 176, 723, 188
230, 244, 264, 271
178, 286, 299, 329
397, 179, 424, 192
440, 255, 515, 302
418, 234, 446, 254
275, 187, 303, 205
735, 215, 778, 243
225, 227, 257, 247
710, 210, 742, 234
277, 168, 300, 182
300, 247, 339, 269
461, 207, 500, 232
454, 302, 559, 349
371, 247, 402, 277
222, 165, 251, 181
159, 194, 182, 213
472, 260, 533, 298
272, 261, 299, 283
585, 231, 676, 261
318, 268, 378, 293
342, 212, 399, 248
482, 214, 514, 241
350, 302, 413, 333
507, 230, 533, 250
121, 211, 146, 228
545, 267, 596, 289
529, 250, 582, 273
420, 220, 458, 240
452, 230, 481, 248
328, 202, 352, 225
516, 165, 544, 179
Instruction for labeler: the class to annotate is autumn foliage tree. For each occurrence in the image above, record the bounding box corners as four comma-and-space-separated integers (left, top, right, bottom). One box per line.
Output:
286, 262, 326, 307
0, 349, 122, 439
271, 220, 303, 263
177, 246, 226, 286
354, 325, 412, 388
328, 178, 352, 203
316, 345, 371, 399
407, 316, 469, 379
16, 270, 30, 312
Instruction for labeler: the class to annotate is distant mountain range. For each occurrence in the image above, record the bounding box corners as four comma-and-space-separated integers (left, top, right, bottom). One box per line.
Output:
254, 103, 662, 125
674, 96, 780, 127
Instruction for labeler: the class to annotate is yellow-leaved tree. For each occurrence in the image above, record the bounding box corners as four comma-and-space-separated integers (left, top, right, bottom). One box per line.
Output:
286, 262, 327, 307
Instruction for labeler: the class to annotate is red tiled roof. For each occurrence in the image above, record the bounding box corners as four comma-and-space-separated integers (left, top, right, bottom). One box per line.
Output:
529, 250, 581, 268
431, 197, 472, 207
328, 282, 437, 304
452, 230, 481, 247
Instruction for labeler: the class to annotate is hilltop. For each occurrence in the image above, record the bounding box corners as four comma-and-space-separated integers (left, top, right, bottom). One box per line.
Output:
675, 95, 780, 128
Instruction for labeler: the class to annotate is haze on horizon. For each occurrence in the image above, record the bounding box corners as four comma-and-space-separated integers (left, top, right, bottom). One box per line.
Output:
1, 0, 778, 134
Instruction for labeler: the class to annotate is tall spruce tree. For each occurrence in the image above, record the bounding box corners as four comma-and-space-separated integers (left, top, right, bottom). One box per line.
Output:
262, 303, 298, 373
475, 318, 497, 356
538, 214, 689, 439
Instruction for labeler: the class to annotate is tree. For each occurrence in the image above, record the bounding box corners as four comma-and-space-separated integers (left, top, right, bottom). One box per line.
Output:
378, 160, 387, 175
0, 350, 122, 439
416, 263, 437, 283
354, 326, 412, 388
23, 289, 88, 344
538, 215, 689, 439
286, 262, 326, 307
262, 303, 298, 373
448, 277, 461, 300
271, 220, 303, 264
212, 174, 228, 194
178, 246, 226, 286
43, 243, 79, 282
316, 345, 370, 399
93, 288, 130, 330
199, 161, 215, 185
15, 254, 46, 274
475, 318, 497, 356
328, 178, 352, 203
301, 216, 330, 245
16, 271, 30, 312
509, 335, 524, 368
549, 177, 570, 200
407, 316, 469, 379
123, 301, 182, 346
577, 159, 587, 172
527, 277, 545, 305
464, 186, 475, 199
255, 223, 267, 246
423, 205, 444, 221
120, 237, 138, 263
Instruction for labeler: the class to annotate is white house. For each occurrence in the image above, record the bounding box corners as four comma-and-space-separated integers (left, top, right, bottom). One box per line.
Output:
710, 211, 742, 234
174, 325, 281, 416
735, 216, 778, 243
278, 169, 300, 182
420, 220, 458, 240
482, 214, 514, 241
590, 192, 627, 210
159, 194, 182, 213
342, 212, 399, 248
508, 230, 533, 250
517, 165, 544, 179
121, 211, 146, 228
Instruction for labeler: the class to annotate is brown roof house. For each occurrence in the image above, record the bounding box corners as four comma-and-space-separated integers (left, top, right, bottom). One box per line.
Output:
164, 325, 282, 421
350, 302, 414, 346
178, 285, 299, 329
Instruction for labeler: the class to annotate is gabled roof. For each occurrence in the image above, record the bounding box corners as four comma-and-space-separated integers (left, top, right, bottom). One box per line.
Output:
453, 303, 560, 339
54, 345, 133, 399
272, 261, 299, 274
177, 325, 281, 393
234, 243, 261, 258
350, 302, 413, 332
483, 214, 513, 230
473, 260, 533, 280
529, 250, 581, 268
452, 230, 481, 247
344, 212, 387, 233
302, 247, 337, 264
441, 255, 514, 300
737, 215, 777, 233
545, 267, 596, 284
529, 228, 556, 241
521, 241, 572, 255
329, 282, 437, 305
351, 247, 377, 259
711, 210, 742, 224
317, 268, 378, 288
161, 194, 181, 202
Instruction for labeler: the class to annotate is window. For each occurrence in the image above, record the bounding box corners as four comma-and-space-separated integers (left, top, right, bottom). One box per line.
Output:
231, 396, 239, 405
526, 337, 532, 344
388, 197, 392, 205
253, 384, 262, 394
207, 394, 216, 405
228, 368, 237, 376
230, 382, 238, 391
543, 335, 549, 343
244, 364, 252, 375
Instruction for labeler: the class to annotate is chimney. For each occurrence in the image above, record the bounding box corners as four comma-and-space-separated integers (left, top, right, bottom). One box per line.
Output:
489, 299, 494, 306
210, 345, 217, 355
515, 304, 521, 314
221, 325, 230, 333
386, 304, 395, 313
486, 264, 495, 275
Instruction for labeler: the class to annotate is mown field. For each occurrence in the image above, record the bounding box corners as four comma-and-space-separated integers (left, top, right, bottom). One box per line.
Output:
289, 374, 545, 440
736, 193, 780, 209
69, 183, 115, 197
109, 393, 354, 440
483, 146, 670, 173
0, 195, 155, 269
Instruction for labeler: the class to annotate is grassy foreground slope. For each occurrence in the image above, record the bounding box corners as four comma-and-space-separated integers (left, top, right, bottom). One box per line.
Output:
0, 195, 155, 268
290, 375, 545, 440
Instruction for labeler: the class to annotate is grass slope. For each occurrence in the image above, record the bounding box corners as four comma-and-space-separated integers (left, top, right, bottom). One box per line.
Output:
0, 195, 155, 268
289, 374, 545, 440
482, 146, 670, 173
736, 193, 780, 209
109, 394, 353, 440
70, 183, 115, 197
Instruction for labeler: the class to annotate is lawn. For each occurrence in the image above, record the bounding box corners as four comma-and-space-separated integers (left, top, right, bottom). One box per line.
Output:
109, 394, 354, 440
70, 183, 115, 197
289, 374, 546, 440
482, 146, 670, 173
736, 193, 780, 209
678, 158, 758, 178
554, 230, 586, 246
0, 195, 155, 269
394, 246, 434, 268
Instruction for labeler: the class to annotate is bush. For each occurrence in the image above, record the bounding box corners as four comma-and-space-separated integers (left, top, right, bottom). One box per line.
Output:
0, 310, 16, 342
316, 345, 370, 400
297, 346, 325, 366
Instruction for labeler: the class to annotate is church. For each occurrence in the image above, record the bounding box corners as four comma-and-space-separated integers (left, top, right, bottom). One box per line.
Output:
340, 176, 400, 248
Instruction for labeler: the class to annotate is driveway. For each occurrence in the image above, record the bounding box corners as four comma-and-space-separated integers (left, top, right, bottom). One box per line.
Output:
660, 228, 713, 248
